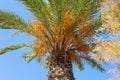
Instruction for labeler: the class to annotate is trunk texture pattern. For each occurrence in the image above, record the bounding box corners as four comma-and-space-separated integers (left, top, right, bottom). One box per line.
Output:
48, 52, 74, 80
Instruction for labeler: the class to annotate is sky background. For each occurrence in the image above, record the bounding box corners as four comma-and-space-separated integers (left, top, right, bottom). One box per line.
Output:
0, 0, 113, 80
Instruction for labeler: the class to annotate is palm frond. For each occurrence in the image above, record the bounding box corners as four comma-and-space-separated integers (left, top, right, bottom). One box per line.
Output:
74, 60, 85, 70
93, 42, 120, 63
22, 52, 36, 63
80, 55, 105, 72
70, 51, 104, 71
0, 44, 32, 55
101, 0, 120, 34
0, 10, 32, 33
11, 30, 23, 37
19, 0, 51, 25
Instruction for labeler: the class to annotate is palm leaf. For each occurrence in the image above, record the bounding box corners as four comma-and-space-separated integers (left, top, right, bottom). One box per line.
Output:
74, 60, 85, 70
0, 10, 32, 33
0, 44, 31, 55
19, 0, 51, 25
22, 52, 36, 63
79, 55, 105, 72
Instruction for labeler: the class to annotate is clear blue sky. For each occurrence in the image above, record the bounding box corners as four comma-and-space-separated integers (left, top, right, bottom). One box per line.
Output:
0, 0, 113, 80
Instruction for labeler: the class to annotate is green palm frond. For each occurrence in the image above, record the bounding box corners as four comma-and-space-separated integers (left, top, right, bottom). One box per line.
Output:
11, 30, 23, 37
75, 0, 99, 15
74, 55, 104, 71
19, 0, 51, 25
0, 44, 32, 55
74, 60, 84, 70
0, 10, 32, 33
22, 52, 36, 63
93, 17, 102, 29
80, 55, 105, 72
19, 0, 55, 40
19, 0, 101, 23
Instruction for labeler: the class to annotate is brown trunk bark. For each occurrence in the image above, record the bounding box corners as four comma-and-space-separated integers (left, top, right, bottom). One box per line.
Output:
48, 52, 74, 80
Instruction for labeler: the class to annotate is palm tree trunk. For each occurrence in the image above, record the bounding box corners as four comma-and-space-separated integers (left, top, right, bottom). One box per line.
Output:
48, 52, 74, 80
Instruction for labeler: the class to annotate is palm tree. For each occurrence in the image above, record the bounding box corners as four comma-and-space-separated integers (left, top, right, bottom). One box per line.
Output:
0, 0, 105, 80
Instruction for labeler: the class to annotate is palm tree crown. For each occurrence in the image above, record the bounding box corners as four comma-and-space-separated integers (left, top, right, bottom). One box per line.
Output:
0, 0, 108, 79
